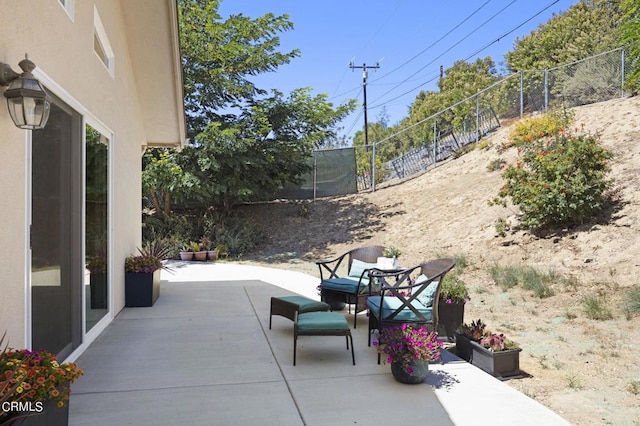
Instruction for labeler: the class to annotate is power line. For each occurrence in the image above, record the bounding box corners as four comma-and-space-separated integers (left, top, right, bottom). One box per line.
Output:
369, 0, 518, 108
368, 0, 560, 111
370, 0, 493, 84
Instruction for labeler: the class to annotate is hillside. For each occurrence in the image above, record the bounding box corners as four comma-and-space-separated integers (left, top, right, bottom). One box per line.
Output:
239, 96, 640, 425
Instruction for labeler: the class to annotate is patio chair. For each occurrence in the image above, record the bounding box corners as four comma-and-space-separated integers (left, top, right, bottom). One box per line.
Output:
316, 245, 385, 328
366, 258, 456, 361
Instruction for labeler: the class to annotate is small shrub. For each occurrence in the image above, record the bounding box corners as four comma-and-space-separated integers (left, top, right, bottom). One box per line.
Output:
583, 295, 614, 320
495, 217, 510, 237
628, 380, 640, 396
494, 128, 613, 230
489, 265, 520, 290
487, 158, 507, 172
489, 264, 555, 298
623, 287, 640, 319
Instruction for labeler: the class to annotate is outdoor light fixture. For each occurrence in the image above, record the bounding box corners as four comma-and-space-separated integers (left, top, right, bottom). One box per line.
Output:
0, 54, 50, 130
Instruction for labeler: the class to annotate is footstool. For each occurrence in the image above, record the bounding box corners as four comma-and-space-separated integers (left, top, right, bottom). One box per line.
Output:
293, 311, 355, 366
269, 295, 330, 329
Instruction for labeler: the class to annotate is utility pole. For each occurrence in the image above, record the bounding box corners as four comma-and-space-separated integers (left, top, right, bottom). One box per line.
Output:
350, 62, 379, 191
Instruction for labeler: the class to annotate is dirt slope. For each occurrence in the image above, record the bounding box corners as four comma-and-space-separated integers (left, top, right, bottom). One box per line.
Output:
239, 96, 640, 425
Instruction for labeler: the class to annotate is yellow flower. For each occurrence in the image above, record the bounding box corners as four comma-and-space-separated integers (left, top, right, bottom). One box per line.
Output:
16, 386, 23, 393
51, 361, 59, 368
57, 401, 64, 408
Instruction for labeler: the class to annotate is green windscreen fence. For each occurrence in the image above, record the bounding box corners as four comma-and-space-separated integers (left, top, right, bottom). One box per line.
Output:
279, 147, 357, 199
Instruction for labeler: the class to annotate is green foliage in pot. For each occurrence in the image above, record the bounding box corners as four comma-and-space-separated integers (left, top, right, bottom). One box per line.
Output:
382, 246, 402, 258
439, 273, 470, 304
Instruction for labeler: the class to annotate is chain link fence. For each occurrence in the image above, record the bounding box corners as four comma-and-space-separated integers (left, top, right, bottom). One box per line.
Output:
285, 48, 629, 197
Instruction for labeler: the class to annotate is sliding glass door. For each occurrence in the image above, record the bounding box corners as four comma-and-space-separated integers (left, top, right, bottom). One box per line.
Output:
31, 94, 82, 359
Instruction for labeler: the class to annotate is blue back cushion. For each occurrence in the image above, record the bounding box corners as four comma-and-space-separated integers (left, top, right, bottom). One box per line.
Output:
349, 259, 376, 279
414, 274, 439, 308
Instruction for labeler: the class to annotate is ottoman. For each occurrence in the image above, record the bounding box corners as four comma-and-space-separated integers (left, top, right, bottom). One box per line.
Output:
269, 295, 330, 329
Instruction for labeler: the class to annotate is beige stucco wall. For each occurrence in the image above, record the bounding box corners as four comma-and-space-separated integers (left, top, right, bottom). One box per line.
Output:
0, 0, 183, 349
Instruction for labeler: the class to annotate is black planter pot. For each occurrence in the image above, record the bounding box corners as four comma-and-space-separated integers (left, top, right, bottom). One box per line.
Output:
470, 340, 522, 378
454, 333, 473, 362
89, 273, 107, 309
8, 397, 70, 426
437, 300, 465, 339
124, 270, 160, 307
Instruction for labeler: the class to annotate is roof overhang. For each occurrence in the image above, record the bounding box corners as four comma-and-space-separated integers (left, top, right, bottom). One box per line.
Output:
120, 0, 186, 148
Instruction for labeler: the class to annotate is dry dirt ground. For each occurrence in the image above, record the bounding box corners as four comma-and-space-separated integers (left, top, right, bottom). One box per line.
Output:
236, 96, 640, 426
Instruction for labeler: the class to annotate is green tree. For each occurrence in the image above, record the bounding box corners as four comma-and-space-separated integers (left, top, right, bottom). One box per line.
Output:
619, 0, 640, 93
179, 0, 300, 139
176, 88, 355, 212
505, 0, 622, 72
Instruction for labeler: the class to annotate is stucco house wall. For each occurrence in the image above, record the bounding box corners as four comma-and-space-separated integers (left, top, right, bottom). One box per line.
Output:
0, 0, 184, 355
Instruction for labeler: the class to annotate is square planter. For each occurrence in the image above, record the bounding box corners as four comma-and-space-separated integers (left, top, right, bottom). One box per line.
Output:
454, 333, 473, 362
470, 340, 522, 378
437, 300, 465, 339
125, 270, 160, 307
89, 272, 108, 309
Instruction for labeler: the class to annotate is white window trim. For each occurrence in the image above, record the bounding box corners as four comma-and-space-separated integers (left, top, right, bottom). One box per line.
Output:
93, 6, 115, 77
57, 0, 75, 21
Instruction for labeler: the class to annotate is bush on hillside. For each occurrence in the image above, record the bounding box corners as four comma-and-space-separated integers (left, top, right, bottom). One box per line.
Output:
508, 109, 574, 148
493, 128, 613, 230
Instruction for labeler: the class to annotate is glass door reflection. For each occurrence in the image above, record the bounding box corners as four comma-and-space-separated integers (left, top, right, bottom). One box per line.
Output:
85, 124, 109, 331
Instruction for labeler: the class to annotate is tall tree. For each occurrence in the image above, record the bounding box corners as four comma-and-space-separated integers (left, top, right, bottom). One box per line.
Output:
179, 0, 300, 139
505, 0, 622, 72
619, 0, 640, 93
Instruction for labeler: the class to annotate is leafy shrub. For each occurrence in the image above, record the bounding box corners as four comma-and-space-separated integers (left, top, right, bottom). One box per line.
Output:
493, 129, 613, 230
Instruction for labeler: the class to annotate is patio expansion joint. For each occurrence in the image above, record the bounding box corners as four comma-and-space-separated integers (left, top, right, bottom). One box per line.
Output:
71, 380, 285, 397
243, 286, 307, 425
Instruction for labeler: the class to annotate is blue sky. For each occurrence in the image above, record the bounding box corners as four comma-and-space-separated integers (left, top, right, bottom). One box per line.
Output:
218, 0, 579, 142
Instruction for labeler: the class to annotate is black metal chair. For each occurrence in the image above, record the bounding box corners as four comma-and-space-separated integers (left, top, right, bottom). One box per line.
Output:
316, 245, 385, 328
366, 258, 456, 362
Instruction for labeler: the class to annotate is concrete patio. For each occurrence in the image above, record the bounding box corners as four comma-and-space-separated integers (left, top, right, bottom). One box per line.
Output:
69, 262, 570, 425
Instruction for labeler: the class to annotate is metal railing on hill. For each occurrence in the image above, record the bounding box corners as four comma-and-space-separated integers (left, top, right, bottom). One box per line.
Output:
284, 48, 630, 197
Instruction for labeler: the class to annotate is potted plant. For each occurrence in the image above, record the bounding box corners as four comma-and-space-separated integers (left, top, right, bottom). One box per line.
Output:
86, 255, 107, 309
0, 333, 84, 425
190, 241, 207, 261
455, 319, 486, 362
437, 273, 470, 339
124, 241, 169, 307
378, 246, 402, 270
178, 242, 193, 261
471, 332, 522, 378
373, 324, 442, 384
455, 319, 522, 378
200, 237, 217, 261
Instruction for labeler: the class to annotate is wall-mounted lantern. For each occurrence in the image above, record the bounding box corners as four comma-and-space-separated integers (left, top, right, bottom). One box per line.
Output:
0, 54, 50, 130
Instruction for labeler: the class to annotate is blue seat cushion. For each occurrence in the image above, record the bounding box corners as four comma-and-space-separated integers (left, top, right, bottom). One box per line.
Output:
367, 296, 433, 322
297, 312, 350, 331
275, 295, 330, 312
320, 277, 363, 294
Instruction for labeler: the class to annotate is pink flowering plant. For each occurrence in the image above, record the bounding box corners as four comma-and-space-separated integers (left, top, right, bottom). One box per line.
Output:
124, 240, 171, 273
124, 255, 162, 273
374, 324, 442, 373
480, 333, 520, 352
